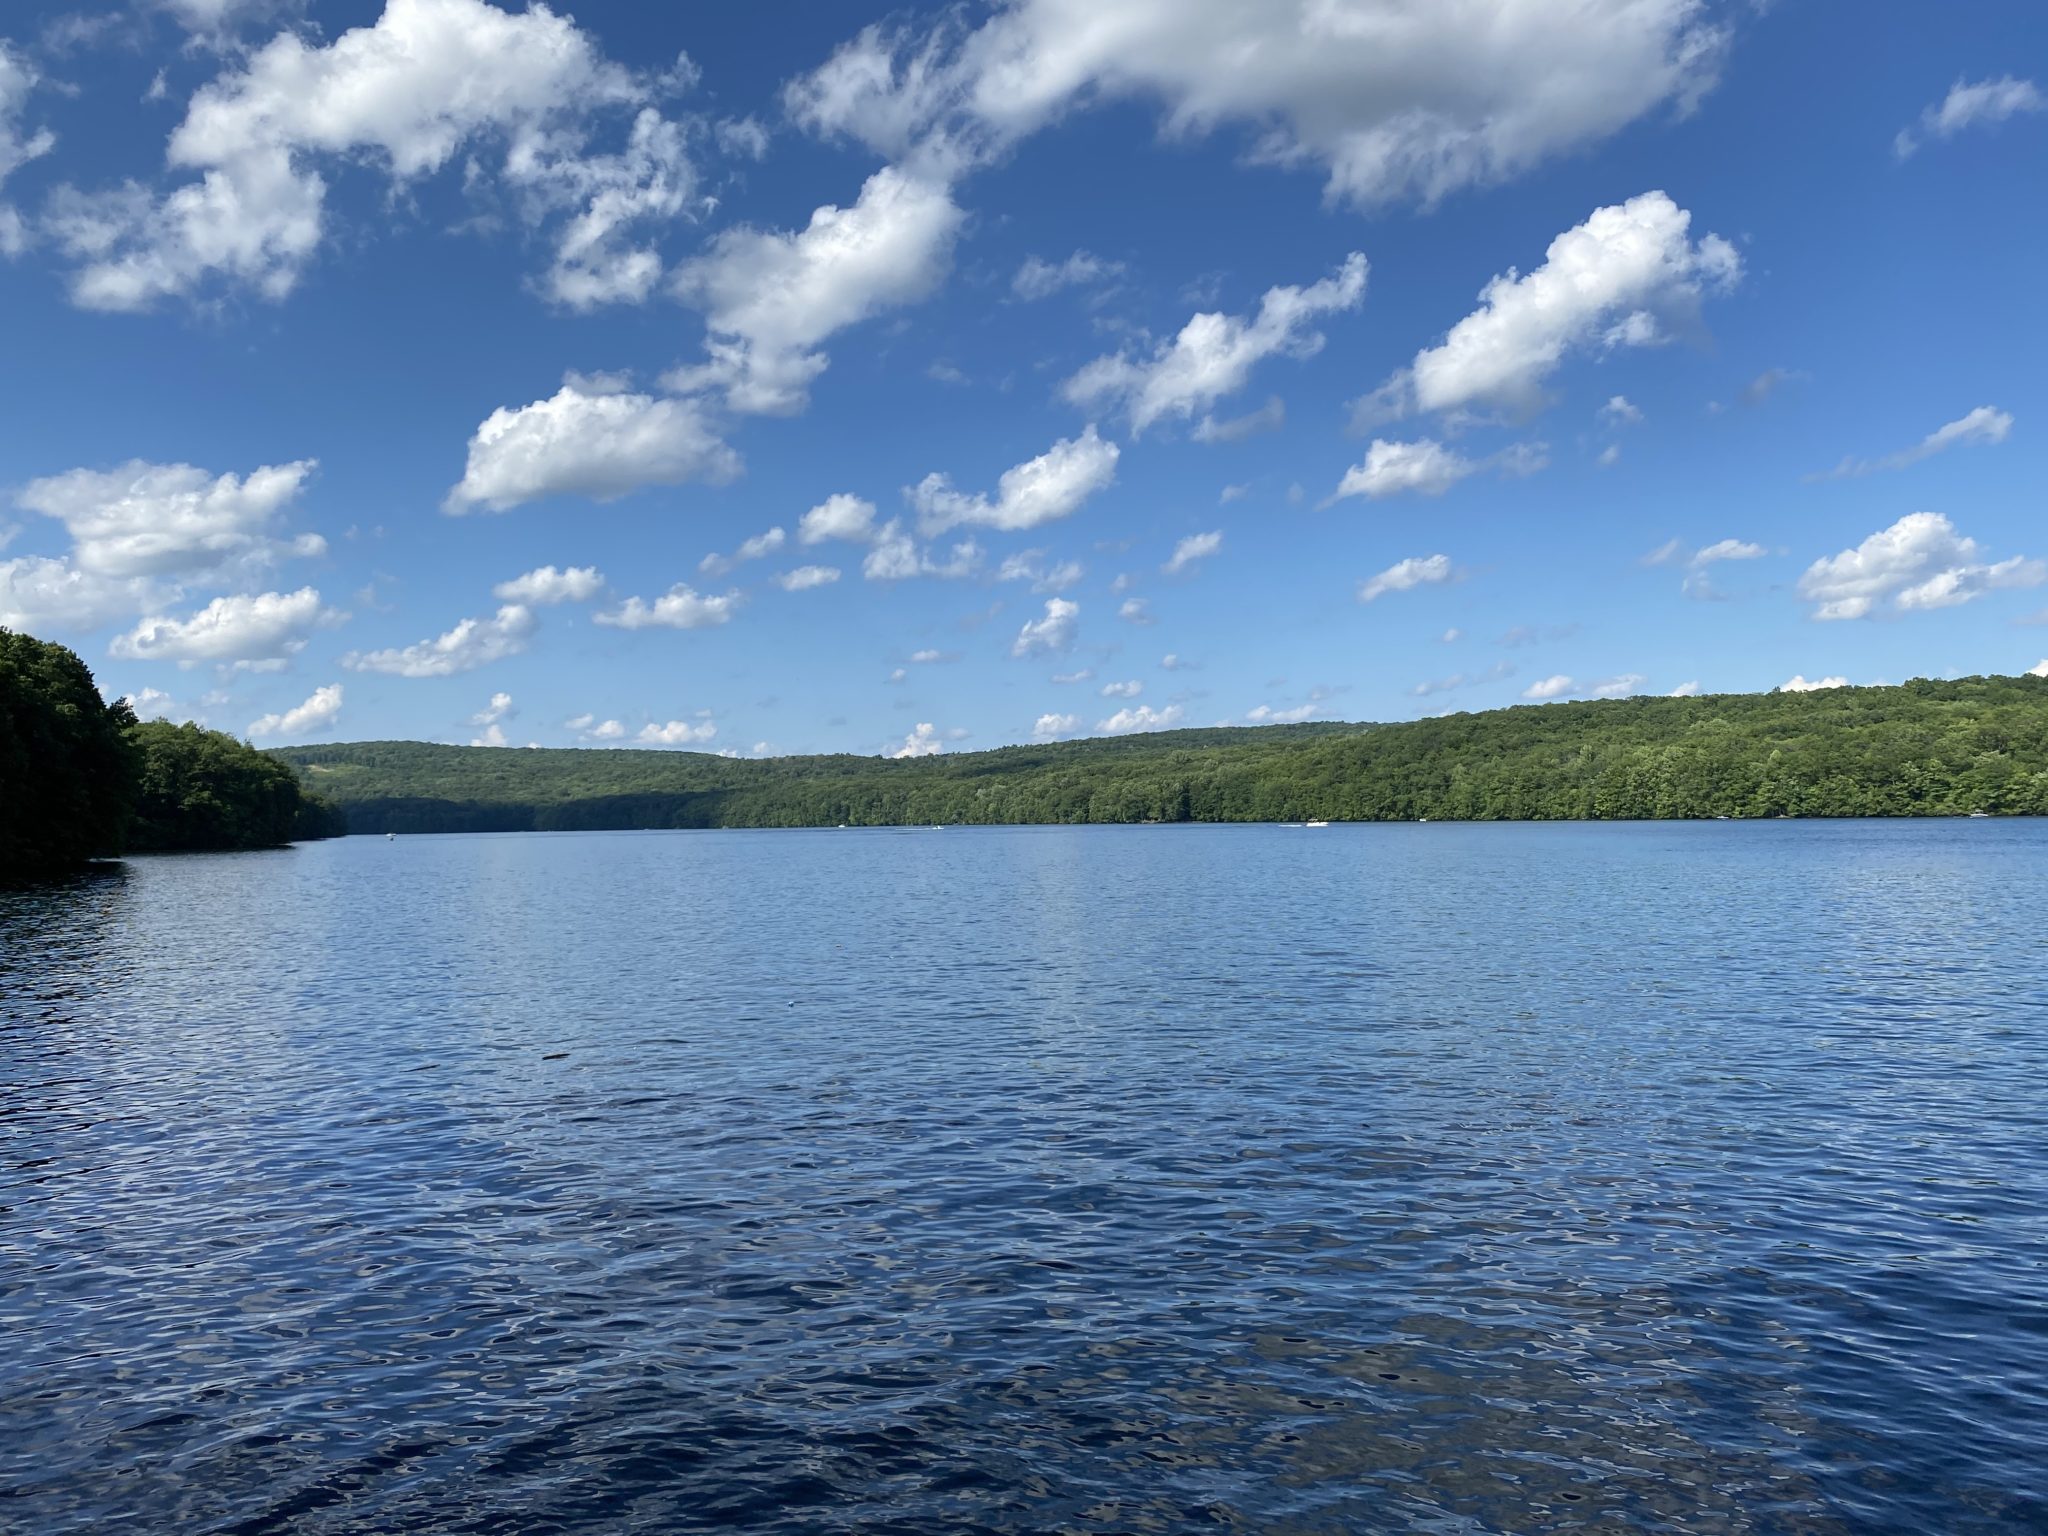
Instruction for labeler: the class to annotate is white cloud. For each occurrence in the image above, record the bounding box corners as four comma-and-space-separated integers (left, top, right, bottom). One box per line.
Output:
890, 721, 945, 758
113, 586, 339, 666
639, 718, 718, 747
1692, 538, 1766, 566
1669, 680, 1701, 697
17, 458, 320, 579
910, 424, 1119, 534
1368, 191, 1739, 422
343, 602, 536, 676
1358, 553, 1455, 603
469, 690, 515, 727
1522, 674, 1574, 700
2028, 659, 2048, 678
715, 115, 771, 160
1219, 483, 1248, 505
908, 649, 945, 663
996, 551, 1085, 592
1599, 394, 1643, 426
1590, 673, 1647, 698
248, 681, 342, 740
445, 378, 739, 513
49, 0, 684, 311
595, 584, 741, 630
1798, 512, 2044, 621
1332, 438, 1478, 500
1160, 653, 1190, 670
1118, 597, 1153, 625
700, 526, 785, 576
1192, 396, 1284, 444
774, 564, 841, 591
1163, 530, 1221, 575
569, 715, 626, 742
669, 164, 964, 414
1809, 405, 2014, 480
1013, 249, 1122, 300
786, 1, 1727, 209
1441, 629, 1461, 643
492, 564, 604, 604
861, 522, 982, 581
1100, 679, 1141, 699
1779, 674, 1848, 693
1098, 703, 1184, 734
121, 687, 182, 722
1896, 76, 2042, 159
1051, 668, 1093, 684
798, 493, 879, 544
1063, 253, 1365, 433
1032, 711, 1082, 741
1247, 702, 1316, 724
0, 557, 160, 633
1011, 596, 1078, 657
0, 41, 56, 223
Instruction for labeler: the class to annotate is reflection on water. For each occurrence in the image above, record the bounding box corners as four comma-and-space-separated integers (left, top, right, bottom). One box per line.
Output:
2, 822, 2044, 1532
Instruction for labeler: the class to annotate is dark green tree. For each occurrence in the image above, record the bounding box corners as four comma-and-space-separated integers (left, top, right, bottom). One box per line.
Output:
127, 720, 322, 852
0, 628, 138, 878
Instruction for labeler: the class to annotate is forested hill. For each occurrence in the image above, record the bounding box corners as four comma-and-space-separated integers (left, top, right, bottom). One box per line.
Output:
273, 675, 2048, 834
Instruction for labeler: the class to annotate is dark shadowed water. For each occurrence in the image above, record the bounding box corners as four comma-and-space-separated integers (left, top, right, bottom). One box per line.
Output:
3, 822, 2045, 1534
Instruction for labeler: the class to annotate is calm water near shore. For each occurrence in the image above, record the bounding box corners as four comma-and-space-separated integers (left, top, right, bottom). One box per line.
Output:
3, 821, 2045, 1533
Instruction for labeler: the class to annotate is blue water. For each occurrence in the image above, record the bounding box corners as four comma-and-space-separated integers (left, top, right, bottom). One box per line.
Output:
2, 821, 2044, 1533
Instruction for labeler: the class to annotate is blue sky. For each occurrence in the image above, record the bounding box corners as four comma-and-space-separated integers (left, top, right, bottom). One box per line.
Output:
1, 0, 2043, 757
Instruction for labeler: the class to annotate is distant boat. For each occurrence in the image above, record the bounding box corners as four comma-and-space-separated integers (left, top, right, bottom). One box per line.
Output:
386, 832, 395, 841
1969, 811, 1991, 819
1305, 819, 1330, 828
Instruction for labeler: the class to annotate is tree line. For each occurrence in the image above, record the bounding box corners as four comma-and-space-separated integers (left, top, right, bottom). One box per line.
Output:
273, 673, 2048, 835
1, 628, 344, 879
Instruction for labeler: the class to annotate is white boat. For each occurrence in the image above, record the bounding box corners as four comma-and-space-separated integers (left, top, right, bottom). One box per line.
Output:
1305, 819, 1330, 828
386, 832, 395, 841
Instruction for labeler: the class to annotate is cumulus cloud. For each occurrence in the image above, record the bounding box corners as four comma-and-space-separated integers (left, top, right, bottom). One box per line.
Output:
1118, 597, 1153, 625
595, 583, 741, 630
1669, 680, 1701, 697
1362, 191, 1738, 423
1011, 596, 1078, 657
1013, 249, 1122, 299
1589, 673, 1647, 698
1599, 394, 1643, 426
798, 493, 879, 544
0, 558, 158, 633
1779, 674, 1848, 693
1100, 679, 1141, 699
1331, 439, 1479, 501
774, 564, 841, 591
1896, 76, 2042, 159
46, 0, 690, 311
1808, 405, 2014, 480
861, 522, 981, 581
1032, 711, 1082, 741
248, 681, 343, 740
1798, 512, 2044, 621
469, 690, 516, 726
113, 586, 340, 666
639, 717, 718, 747
668, 165, 964, 414
700, 527, 785, 576
1358, 553, 1456, 603
910, 425, 1119, 535
1098, 703, 1184, 734
785, 0, 1727, 209
1522, 674, 1574, 700
445, 377, 739, 513
1163, 530, 1221, 575
344, 602, 536, 676
890, 721, 945, 758
492, 563, 605, 604
2028, 660, 2048, 679
1064, 254, 1365, 433
17, 458, 320, 580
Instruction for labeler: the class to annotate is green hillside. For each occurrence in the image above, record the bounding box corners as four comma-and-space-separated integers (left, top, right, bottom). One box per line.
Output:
272, 675, 2048, 834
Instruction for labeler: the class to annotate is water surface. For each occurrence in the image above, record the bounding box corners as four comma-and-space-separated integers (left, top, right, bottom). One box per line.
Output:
3, 822, 2045, 1532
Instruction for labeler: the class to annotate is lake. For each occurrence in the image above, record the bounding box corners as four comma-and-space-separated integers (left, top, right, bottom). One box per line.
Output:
3, 821, 2044, 1533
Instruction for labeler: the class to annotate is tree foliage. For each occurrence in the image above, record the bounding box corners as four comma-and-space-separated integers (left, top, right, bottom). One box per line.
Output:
274, 675, 2048, 834
128, 720, 346, 852
0, 628, 345, 877
0, 627, 138, 876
